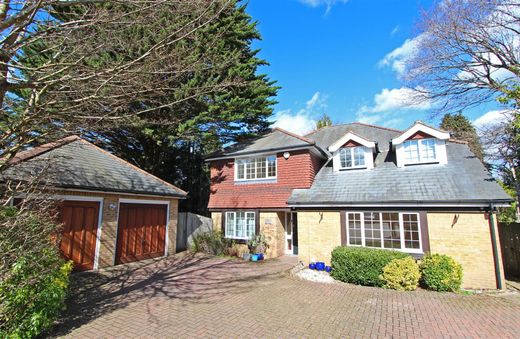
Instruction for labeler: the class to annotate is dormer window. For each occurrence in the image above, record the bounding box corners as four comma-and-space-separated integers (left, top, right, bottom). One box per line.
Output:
339, 146, 366, 169
392, 122, 450, 168
403, 138, 437, 164
328, 131, 376, 172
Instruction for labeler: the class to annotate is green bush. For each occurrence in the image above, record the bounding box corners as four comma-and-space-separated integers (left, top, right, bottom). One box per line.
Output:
419, 254, 463, 292
331, 246, 409, 287
0, 250, 73, 338
380, 257, 421, 291
191, 231, 233, 256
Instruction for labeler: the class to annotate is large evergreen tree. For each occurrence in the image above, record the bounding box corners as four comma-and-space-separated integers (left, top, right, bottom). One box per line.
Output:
440, 112, 484, 162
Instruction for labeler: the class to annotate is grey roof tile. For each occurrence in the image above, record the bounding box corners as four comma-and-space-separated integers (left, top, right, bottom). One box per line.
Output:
290, 124, 511, 205
3, 138, 186, 198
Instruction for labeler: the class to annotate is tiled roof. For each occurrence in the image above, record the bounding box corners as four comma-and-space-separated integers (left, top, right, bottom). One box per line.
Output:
2, 137, 187, 198
289, 124, 511, 206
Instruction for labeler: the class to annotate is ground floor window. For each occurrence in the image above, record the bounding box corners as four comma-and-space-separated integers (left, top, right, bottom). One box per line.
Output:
346, 212, 421, 252
225, 211, 255, 240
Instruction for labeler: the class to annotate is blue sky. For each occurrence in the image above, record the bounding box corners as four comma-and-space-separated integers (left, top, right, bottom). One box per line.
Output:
246, 0, 500, 135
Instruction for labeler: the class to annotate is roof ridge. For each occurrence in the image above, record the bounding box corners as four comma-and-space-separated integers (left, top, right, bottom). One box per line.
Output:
448, 138, 468, 145
77, 139, 187, 196
9, 135, 81, 165
272, 127, 315, 144
304, 122, 403, 136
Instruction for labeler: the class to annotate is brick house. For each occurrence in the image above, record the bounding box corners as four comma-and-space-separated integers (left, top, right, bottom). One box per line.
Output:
3, 136, 186, 271
207, 122, 512, 289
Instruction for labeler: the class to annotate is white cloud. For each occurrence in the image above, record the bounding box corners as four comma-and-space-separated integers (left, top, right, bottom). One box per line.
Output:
378, 35, 424, 75
358, 87, 431, 114
271, 91, 327, 135
299, 0, 348, 14
390, 25, 399, 36
473, 109, 511, 130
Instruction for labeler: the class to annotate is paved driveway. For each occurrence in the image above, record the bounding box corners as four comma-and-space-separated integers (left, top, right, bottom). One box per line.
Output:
53, 253, 520, 338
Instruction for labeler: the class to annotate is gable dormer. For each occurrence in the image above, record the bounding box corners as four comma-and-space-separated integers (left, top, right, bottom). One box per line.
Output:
392, 121, 450, 168
328, 131, 376, 172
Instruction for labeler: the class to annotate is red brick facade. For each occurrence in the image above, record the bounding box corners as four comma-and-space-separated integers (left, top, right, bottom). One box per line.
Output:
208, 149, 324, 209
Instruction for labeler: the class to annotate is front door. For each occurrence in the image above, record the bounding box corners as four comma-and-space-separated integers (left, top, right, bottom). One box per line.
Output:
285, 212, 298, 255
115, 203, 167, 264
59, 201, 100, 271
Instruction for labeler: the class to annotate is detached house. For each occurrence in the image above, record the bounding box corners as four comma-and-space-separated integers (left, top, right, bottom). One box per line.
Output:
207, 122, 512, 289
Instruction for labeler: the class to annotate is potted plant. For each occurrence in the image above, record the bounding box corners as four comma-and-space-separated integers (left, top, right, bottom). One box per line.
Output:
247, 233, 268, 261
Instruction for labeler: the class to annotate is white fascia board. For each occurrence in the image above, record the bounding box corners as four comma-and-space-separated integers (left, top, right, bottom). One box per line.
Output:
328, 132, 376, 152
392, 122, 450, 148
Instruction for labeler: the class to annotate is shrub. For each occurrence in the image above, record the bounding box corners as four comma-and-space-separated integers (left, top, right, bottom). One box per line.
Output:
380, 257, 421, 291
247, 233, 269, 254
419, 254, 463, 292
0, 206, 73, 338
331, 247, 409, 287
191, 231, 233, 256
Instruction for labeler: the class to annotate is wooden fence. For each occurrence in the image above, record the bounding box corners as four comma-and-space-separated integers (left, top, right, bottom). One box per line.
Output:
176, 212, 213, 252
498, 223, 520, 279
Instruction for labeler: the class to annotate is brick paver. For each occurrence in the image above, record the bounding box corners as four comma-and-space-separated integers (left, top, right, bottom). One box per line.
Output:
52, 253, 520, 338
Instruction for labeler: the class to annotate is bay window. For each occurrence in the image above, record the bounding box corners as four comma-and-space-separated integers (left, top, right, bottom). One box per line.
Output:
403, 139, 437, 164
346, 212, 421, 252
236, 155, 276, 181
339, 146, 366, 169
225, 211, 255, 239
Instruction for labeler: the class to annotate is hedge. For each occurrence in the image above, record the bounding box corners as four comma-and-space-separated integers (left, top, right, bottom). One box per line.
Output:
380, 257, 421, 291
420, 254, 463, 292
331, 246, 409, 287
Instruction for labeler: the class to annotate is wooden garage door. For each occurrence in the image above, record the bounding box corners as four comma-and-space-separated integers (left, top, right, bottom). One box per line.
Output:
116, 203, 167, 264
59, 201, 100, 271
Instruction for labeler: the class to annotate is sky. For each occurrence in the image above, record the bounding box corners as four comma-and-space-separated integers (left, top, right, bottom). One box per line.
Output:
246, 0, 502, 135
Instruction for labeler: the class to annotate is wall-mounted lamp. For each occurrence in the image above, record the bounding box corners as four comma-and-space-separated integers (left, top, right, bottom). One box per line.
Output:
109, 203, 117, 210
283, 151, 290, 159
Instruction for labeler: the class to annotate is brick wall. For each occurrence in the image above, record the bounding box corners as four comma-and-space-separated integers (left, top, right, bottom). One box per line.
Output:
297, 211, 342, 266
427, 212, 504, 290
208, 150, 324, 209
58, 190, 179, 269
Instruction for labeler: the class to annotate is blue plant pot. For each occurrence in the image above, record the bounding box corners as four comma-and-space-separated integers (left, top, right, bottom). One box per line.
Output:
258, 253, 264, 260
309, 263, 316, 270
316, 262, 326, 271
325, 266, 332, 273
251, 254, 259, 262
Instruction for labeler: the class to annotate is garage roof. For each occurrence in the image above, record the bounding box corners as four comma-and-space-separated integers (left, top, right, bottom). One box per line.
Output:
3, 136, 187, 198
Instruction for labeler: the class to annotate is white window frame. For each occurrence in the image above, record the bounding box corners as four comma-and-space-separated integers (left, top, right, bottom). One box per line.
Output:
234, 154, 277, 182
225, 211, 256, 240
346, 211, 422, 254
402, 138, 438, 165
339, 146, 367, 170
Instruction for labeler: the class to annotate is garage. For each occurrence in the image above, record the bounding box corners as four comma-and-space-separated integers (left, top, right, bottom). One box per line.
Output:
59, 200, 101, 271
4, 136, 186, 270
116, 202, 168, 264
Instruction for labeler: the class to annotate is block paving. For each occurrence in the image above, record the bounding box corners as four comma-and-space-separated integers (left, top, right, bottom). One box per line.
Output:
51, 253, 520, 338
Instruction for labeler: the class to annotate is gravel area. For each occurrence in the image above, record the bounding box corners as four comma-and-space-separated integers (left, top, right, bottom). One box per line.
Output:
295, 268, 336, 284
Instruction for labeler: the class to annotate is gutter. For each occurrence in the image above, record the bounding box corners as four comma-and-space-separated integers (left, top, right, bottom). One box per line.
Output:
488, 204, 504, 290
287, 199, 513, 209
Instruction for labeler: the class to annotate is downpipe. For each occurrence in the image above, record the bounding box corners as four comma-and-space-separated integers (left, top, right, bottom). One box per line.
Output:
488, 204, 503, 290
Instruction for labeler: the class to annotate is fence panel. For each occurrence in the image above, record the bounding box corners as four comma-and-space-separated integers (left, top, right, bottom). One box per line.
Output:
499, 223, 520, 279
177, 212, 213, 252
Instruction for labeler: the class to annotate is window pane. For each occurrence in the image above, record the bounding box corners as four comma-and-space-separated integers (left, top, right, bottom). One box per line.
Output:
245, 159, 255, 179
246, 212, 255, 238
381, 213, 401, 249
420, 139, 436, 161
404, 140, 419, 163
256, 157, 267, 179
348, 213, 362, 245
403, 213, 420, 249
236, 212, 245, 238
226, 212, 235, 238
267, 156, 276, 177
237, 161, 245, 180
363, 212, 381, 248
354, 147, 365, 166
340, 148, 352, 168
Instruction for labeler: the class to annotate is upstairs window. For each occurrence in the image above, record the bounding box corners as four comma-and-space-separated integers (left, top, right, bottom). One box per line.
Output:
339, 147, 366, 169
236, 155, 276, 181
403, 139, 437, 164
